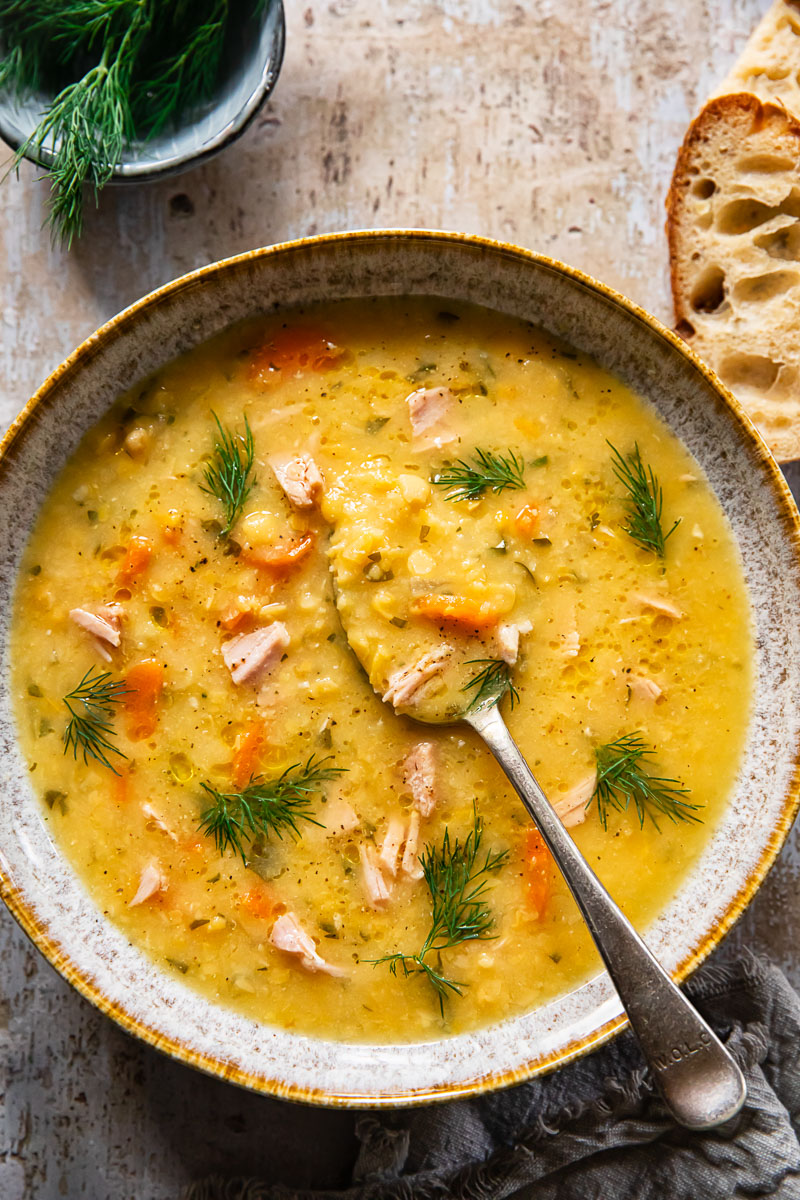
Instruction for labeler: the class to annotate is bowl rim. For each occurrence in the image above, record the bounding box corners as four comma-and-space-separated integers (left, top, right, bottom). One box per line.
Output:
0, 0, 286, 183
2, 228, 800, 1107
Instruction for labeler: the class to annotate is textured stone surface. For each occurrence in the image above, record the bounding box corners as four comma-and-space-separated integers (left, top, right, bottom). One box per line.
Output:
0, 1, 795, 1197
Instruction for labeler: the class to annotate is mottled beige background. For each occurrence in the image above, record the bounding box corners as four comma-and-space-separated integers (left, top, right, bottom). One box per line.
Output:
0, 3, 791, 1197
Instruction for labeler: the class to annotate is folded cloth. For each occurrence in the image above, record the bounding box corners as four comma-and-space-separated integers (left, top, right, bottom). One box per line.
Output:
183, 951, 800, 1200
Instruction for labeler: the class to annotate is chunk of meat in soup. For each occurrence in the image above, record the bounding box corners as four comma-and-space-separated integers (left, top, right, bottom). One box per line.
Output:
270, 454, 324, 509
270, 912, 347, 977
222, 622, 289, 686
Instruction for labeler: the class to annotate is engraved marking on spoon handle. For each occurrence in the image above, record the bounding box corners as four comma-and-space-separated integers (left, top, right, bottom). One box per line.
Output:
467, 704, 746, 1130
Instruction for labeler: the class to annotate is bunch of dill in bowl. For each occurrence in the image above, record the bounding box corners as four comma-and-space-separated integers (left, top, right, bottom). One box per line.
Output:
0, 0, 284, 246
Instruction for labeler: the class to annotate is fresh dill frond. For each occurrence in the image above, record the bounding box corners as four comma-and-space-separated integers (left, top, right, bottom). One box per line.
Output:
25, 58, 136, 246
9, 3, 149, 245
63, 667, 128, 773
433, 448, 526, 502
197, 755, 345, 863
200, 412, 256, 538
0, 0, 262, 243
130, 1, 230, 138
592, 732, 700, 831
370, 806, 507, 1014
608, 441, 680, 556
462, 658, 519, 713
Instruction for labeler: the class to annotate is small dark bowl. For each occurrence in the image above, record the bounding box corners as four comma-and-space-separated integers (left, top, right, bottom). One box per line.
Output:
0, 0, 285, 183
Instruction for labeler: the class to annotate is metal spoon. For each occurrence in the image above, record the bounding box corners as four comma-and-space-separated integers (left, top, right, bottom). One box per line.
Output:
331, 589, 746, 1128
464, 696, 745, 1130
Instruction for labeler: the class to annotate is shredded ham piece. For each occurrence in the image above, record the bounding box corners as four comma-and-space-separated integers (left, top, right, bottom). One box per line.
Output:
359, 844, 393, 909
129, 862, 166, 907
360, 810, 430, 902
222, 622, 289, 686
405, 386, 457, 445
142, 802, 178, 842
553, 773, 596, 829
69, 604, 122, 661
270, 454, 324, 509
378, 815, 406, 877
401, 810, 424, 881
383, 644, 454, 708
269, 912, 347, 977
324, 794, 359, 836
402, 743, 437, 816
496, 619, 532, 666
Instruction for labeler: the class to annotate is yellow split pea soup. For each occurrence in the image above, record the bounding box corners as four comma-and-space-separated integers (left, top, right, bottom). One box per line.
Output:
10, 297, 753, 1042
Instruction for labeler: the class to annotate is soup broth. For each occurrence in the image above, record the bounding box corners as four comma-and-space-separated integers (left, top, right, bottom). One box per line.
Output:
10, 297, 753, 1041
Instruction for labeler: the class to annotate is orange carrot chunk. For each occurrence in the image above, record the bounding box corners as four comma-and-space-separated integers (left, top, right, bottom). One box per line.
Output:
514, 504, 541, 538
411, 593, 502, 630
523, 827, 552, 920
238, 884, 279, 921
232, 720, 266, 788
112, 765, 132, 805
242, 531, 316, 573
116, 535, 153, 587
218, 603, 256, 633
248, 327, 345, 384
124, 659, 164, 740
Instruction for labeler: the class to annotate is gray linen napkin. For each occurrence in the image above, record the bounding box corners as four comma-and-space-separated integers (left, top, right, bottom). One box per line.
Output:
183, 951, 800, 1199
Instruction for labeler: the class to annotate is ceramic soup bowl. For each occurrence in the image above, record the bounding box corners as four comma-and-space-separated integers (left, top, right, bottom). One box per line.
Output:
1, 231, 799, 1105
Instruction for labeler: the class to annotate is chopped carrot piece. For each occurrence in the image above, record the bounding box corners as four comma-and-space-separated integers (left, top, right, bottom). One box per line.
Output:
217, 594, 260, 632
411, 593, 502, 630
515, 504, 540, 538
238, 884, 278, 921
112, 766, 132, 805
219, 604, 256, 633
242, 531, 316, 573
232, 720, 266, 788
523, 828, 552, 919
116, 535, 153, 587
124, 659, 164, 740
248, 327, 345, 385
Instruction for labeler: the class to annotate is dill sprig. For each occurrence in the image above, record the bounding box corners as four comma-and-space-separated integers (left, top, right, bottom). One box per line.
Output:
200, 412, 256, 538
608, 441, 680, 556
433, 448, 526, 502
462, 658, 519, 713
129, 1, 230, 138
370, 806, 507, 1014
0, 0, 257, 244
7, 2, 149, 246
20, 47, 140, 246
592, 732, 700, 831
63, 667, 128, 774
197, 755, 345, 863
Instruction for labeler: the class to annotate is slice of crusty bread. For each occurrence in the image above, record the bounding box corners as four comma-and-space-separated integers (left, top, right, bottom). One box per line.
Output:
666, 93, 800, 462
713, 0, 800, 117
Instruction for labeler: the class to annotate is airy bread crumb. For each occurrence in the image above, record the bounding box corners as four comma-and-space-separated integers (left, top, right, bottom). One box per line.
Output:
666, 93, 800, 462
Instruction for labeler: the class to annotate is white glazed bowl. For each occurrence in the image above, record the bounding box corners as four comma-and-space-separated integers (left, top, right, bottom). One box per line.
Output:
1, 231, 799, 1106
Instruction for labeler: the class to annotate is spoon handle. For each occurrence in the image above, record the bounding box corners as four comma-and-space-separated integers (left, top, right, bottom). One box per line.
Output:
467, 704, 746, 1130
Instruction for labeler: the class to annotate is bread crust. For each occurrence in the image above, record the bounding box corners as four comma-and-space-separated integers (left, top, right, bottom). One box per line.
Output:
667, 93, 800, 327
666, 93, 800, 462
